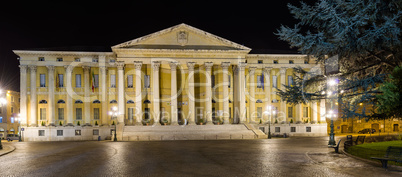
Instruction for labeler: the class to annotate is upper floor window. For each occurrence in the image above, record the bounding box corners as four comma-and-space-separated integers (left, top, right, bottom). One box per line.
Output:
258, 60, 263, 64
75, 58, 81, 62
92, 58, 99, 63
289, 60, 294, 64
273, 60, 278, 64
38, 57, 45, 61
40, 74, 46, 87
109, 59, 116, 63
57, 58, 63, 62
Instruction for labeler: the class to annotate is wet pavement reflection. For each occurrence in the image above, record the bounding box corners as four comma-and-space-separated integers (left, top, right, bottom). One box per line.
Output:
0, 137, 401, 176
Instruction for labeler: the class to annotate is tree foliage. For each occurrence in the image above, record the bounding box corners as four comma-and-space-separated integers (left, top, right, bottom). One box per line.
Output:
275, 0, 402, 120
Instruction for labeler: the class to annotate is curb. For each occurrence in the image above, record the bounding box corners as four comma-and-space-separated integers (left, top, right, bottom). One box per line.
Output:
342, 149, 402, 171
0, 145, 16, 157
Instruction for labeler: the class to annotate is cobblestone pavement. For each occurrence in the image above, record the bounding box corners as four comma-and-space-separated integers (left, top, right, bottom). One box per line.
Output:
0, 137, 401, 177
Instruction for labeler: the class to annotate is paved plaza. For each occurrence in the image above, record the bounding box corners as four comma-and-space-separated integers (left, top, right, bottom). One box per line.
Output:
0, 137, 401, 176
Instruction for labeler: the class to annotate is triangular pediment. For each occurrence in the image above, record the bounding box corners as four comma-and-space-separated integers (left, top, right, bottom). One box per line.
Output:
112, 23, 251, 51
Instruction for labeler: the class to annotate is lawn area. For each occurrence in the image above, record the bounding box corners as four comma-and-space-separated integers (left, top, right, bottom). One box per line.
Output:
347, 140, 402, 166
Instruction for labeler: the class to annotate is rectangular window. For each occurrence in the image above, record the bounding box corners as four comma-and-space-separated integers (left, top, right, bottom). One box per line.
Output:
127, 75, 133, 88
258, 60, 263, 64
291, 127, 296, 132
272, 76, 277, 88
75, 130, 81, 136
93, 129, 99, 135
40, 74, 46, 87
304, 59, 309, 64
289, 60, 294, 64
211, 75, 215, 88
40, 108, 46, 120
11, 96, 14, 102
58, 108, 64, 120
58, 74, 64, 87
273, 60, 278, 64
288, 76, 293, 86
92, 59, 98, 62
38, 57, 45, 61
75, 74, 81, 88
288, 107, 293, 118
110, 74, 116, 88
57, 130, 63, 136
257, 107, 262, 118
0, 117, 2, 123
11, 117, 14, 123
303, 107, 309, 117
75, 58, 80, 62
228, 75, 231, 88
257, 75, 263, 88
94, 74, 99, 88
128, 108, 134, 120
275, 127, 280, 133
306, 127, 312, 132
57, 58, 63, 62
39, 130, 45, 136
94, 108, 99, 120
144, 75, 150, 88
109, 59, 116, 63
11, 107, 13, 113
76, 108, 82, 120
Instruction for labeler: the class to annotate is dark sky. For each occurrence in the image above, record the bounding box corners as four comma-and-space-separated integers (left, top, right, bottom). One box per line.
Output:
0, 1, 299, 91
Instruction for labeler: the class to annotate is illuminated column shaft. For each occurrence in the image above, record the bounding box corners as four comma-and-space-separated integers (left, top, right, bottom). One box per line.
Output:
117, 61, 125, 123
170, 62, 178, 125
204, 62, 214, 124
187, 62, 196, 125
100, 66, 108, 126
279, 68, 287, 122
221, 62, 230, 124
263, 67, 272, 123
134, 61, 143, 125
19, 65, 28, 126
248, 67, 256, 123
152, 61, 161, 125
29, 65, 37, 127
311, 101, 318, 123
239, 62, 247, 123
83, 66, 91, 125
65, 65, 74, 126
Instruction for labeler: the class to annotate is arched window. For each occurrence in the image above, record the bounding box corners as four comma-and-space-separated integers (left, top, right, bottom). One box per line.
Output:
39, 100, 48, 104
256, 99, 263, 103
110, 100, 117, 104
93, 100, 101, 104
144, 100, 151, 104
75, 100, 83, 104
127, 100, 134, 104
57, 100, 65, 104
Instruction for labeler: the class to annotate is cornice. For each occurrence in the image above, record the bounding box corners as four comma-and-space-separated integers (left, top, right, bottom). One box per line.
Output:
246, 54, 309, 60
13, 50, 115, 57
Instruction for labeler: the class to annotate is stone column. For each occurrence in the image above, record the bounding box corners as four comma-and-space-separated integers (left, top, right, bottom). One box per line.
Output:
152, 61, 161, 125
204, 62, 214, 124
29, 65, 37, 127
117, 61, 125, 124
100, 66, 108, 126
65, 65, 74, 126
221, 62, 230, 124
187, 62, 196, 125
170, 62, 178, 125
134, 61, 143, 125
311, 101, 318, 124
320, 99, 326, 123
19, 65, 28, 126
296, 104, 302, 123
47, 66, 55, 126
279, 67, 287, 122
239, 62, 247, 123
263, 67, 272, 123
83, 66, 91, 126
248, 67, 256, 123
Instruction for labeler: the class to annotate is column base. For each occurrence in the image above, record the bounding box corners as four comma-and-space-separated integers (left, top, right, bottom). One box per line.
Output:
29, 124, 38, 127
101, 124, 110, 127
310, 121, 317, 124
83, 123, 92, 127
223, 120, 230, 124
135, 122, 142, 126
170, 122, 179, 126
296, 121, 303, 124
65, 123, 74, 127
153, 123, 162, 126
48, 123, 56, 127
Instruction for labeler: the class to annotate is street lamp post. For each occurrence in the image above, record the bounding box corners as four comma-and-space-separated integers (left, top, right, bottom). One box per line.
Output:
327, 78, 338, 146
15, 114, 22, 142
109, 106, 119, 142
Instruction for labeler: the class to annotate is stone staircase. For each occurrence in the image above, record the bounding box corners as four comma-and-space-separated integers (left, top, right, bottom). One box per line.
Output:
121, 124, 263, 141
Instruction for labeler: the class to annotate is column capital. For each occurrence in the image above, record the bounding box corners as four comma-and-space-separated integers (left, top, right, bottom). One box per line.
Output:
248, 66, 257, 75
134, 61, 143, 70
204, 62, 213, 70
82, 66, 91, 72
187, 62, 196, 70
46, 65, 55, 72
64, 65, 74, 73
99, 66, 107, 74
19, 65, 28, 72
152, 61, 161, 70
116, 61, 125, 70
280, 67, 287, 74
238, 62, 246, 71
263, 67, 272, 73
28, 65, 37, 72
221, 62, 230, 70
169, 62, 178, 70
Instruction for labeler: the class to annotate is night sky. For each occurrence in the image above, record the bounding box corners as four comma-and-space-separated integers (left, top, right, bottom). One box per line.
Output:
0, 1, 299, 91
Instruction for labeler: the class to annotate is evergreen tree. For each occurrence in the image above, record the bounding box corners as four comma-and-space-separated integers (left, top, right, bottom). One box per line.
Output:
276, 0, 402, 120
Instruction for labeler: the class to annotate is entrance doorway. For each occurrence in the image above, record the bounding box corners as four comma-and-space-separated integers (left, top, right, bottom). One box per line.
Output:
341, 125, 348, 133
394, 124, 399, 132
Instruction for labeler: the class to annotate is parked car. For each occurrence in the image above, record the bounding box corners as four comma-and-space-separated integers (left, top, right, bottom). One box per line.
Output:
358, 128, 376, 134
6, 134, 19, 142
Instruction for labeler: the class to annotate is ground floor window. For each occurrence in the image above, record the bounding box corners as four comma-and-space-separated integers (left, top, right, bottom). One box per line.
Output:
306, 127, 311, 132
57, 130, 63, 136
275, 127, 280, 133
291, 127, 296, 132
75, 130, 81, 136
38, 130, 45, 136
93, 129, 99, 135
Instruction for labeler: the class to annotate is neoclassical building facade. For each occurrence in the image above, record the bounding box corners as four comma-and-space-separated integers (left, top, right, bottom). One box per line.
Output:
14, 24, 328, 141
